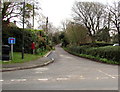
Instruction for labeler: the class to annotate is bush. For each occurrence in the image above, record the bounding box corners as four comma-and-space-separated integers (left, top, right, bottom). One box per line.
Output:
3, 26, 39, 53
68, 45, 91, 54
86, 46, 120, 62
79, 43, 113, 47
46, 45, 51, 51
67, 45, 120, 63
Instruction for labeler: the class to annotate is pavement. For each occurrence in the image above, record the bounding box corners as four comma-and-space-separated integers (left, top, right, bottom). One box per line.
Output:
1, 51, 54, 72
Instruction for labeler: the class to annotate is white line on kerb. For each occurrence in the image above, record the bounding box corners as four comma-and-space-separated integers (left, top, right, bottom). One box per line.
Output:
98, 70, 116, 79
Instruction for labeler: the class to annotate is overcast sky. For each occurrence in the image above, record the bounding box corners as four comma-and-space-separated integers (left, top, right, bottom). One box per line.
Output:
39, 0, 118, 28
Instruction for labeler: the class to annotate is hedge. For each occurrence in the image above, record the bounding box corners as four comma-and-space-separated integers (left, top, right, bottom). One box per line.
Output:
3, 26, 40, 53
67, 45, 120, 63
79, 43, 113, 47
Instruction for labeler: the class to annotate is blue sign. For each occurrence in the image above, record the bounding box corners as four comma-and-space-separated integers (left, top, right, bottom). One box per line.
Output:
8, 37, 16, 44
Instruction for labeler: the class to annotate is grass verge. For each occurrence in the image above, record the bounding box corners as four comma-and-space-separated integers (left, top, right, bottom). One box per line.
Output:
1, 50, 49, 64
63, 47, 119, 65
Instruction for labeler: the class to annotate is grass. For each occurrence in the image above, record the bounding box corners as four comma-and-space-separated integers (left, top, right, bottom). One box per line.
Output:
1, 50, 49, 64
63, 47, 119, 65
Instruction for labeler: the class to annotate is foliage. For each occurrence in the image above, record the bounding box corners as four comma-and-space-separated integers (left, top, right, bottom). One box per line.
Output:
96, 27, 110, 42
112, 34, 119, 43
59, 32, 69, 47
86, 46, 120, 62
109, 1, 120, 45
66, 45, 120, 63
72, 2, 105, 43
2, 1, 41, 28
64, 22, 89, 45
2, 26, 48, 53
52, 32, 61, 45
66, 50, 119, 64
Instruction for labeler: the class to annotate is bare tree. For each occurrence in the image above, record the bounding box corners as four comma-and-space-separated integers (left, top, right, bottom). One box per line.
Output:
109, 1, 120, 45
72, 2, 105, 42
2, 2, 23, 22
61, 19, 70, 31
2, 0, 41, 28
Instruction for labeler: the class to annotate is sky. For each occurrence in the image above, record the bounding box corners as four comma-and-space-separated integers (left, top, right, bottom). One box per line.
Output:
40, 0, 119, 28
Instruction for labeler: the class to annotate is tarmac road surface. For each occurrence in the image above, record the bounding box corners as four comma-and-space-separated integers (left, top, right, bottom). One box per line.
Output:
2, 45, 118, 90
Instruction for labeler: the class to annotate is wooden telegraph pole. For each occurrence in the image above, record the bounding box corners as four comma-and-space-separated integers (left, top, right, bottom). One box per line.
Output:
22, 0, 25, 59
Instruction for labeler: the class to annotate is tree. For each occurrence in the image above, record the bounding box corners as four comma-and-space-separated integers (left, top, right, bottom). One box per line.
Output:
109, 1, 120, 45
64, 21, 89, 45
2, 0, 41, 28
96, 27, 110, 42
61, 19, 70, 31
2, 2, 23, 24
72, 2, 105, 43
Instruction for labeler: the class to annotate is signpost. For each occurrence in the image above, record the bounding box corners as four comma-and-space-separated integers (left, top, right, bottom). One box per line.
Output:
8, 37, 16, 60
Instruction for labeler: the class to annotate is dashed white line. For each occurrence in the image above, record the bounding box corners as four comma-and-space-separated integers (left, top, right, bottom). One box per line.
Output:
0, 80, 4, 82
96, 77, 99, 80
38, 78, 48, 81
56, 78, 69, 81
60, 55, 63, 56
11, 79, 27, 82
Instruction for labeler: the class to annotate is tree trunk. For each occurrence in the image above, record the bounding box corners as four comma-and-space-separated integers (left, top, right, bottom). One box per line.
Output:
117, 26, 120, 46
118, 31, 120, 46
89, 32, 95, 43
91, 36, 95, 43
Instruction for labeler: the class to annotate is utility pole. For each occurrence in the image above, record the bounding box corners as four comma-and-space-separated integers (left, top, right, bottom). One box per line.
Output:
22, 0, 25, 59
46, 17, 48, 44
33, 3, 34, 29
108, 12, 111, 30
46, 17, 48, 33
0, 0, 2, 61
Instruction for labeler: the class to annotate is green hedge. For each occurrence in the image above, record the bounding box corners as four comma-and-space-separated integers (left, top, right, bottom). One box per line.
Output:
79, 43, 113, 47
3, 27, 38, 53
67, 45, 120, 63
86, 46, 120, 62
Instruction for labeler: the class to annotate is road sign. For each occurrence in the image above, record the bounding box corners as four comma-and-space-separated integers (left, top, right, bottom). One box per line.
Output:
8, 37, 16, 60
8, 37, 16, 44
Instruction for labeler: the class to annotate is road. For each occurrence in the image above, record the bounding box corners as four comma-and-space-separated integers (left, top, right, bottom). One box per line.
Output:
2, 45, 118, 90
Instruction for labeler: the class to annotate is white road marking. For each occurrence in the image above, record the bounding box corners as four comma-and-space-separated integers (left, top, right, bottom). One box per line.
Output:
0, 80, 4, 82
38, 78, 48, 81
96, 77, 109, 80
112, 75, 119, 77
11, 80, 15, 82
101, 77, 109, 79
56, 77, 69, 81
51, 58, 54, 60
98, 70, 116, 79
65, 57, 72, 59
34, 68, 49, 71
60, 55, 63, 56
11, 79, 27, 82
96, 77, 99, 80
